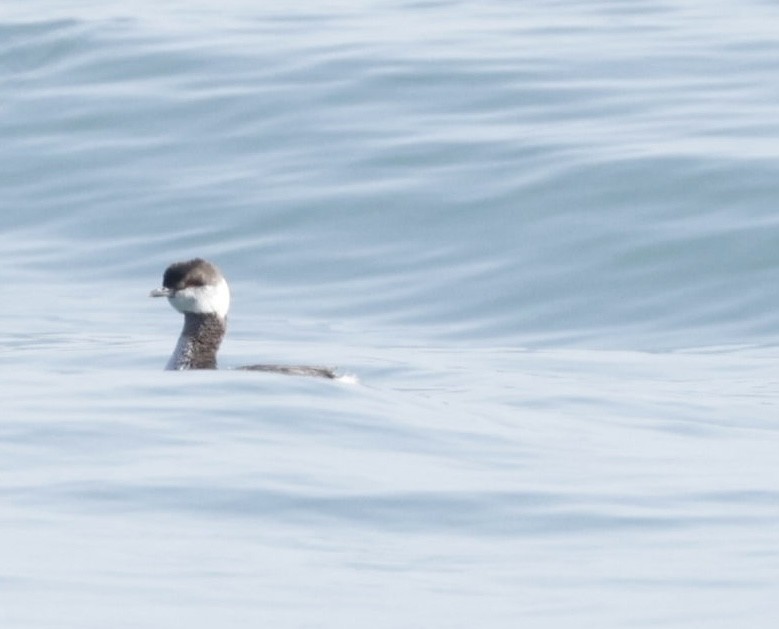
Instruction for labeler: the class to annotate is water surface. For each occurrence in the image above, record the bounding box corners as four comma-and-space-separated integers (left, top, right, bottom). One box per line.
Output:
2, 1, 779, 627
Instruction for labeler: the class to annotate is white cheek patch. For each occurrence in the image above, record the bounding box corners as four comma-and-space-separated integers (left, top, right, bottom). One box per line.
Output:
168, 278, 230, 318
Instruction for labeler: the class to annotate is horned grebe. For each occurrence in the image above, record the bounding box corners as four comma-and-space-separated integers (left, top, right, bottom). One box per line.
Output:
150, 258, 337, 378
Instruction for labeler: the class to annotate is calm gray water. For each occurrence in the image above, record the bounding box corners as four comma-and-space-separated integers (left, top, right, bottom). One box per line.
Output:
2, 1, 779, 626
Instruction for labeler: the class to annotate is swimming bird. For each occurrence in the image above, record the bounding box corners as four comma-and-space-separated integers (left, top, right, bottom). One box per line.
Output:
150, 258, 337, 378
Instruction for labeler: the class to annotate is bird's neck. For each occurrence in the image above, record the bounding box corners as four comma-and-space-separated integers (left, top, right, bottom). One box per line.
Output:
166, 312, 226, 370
